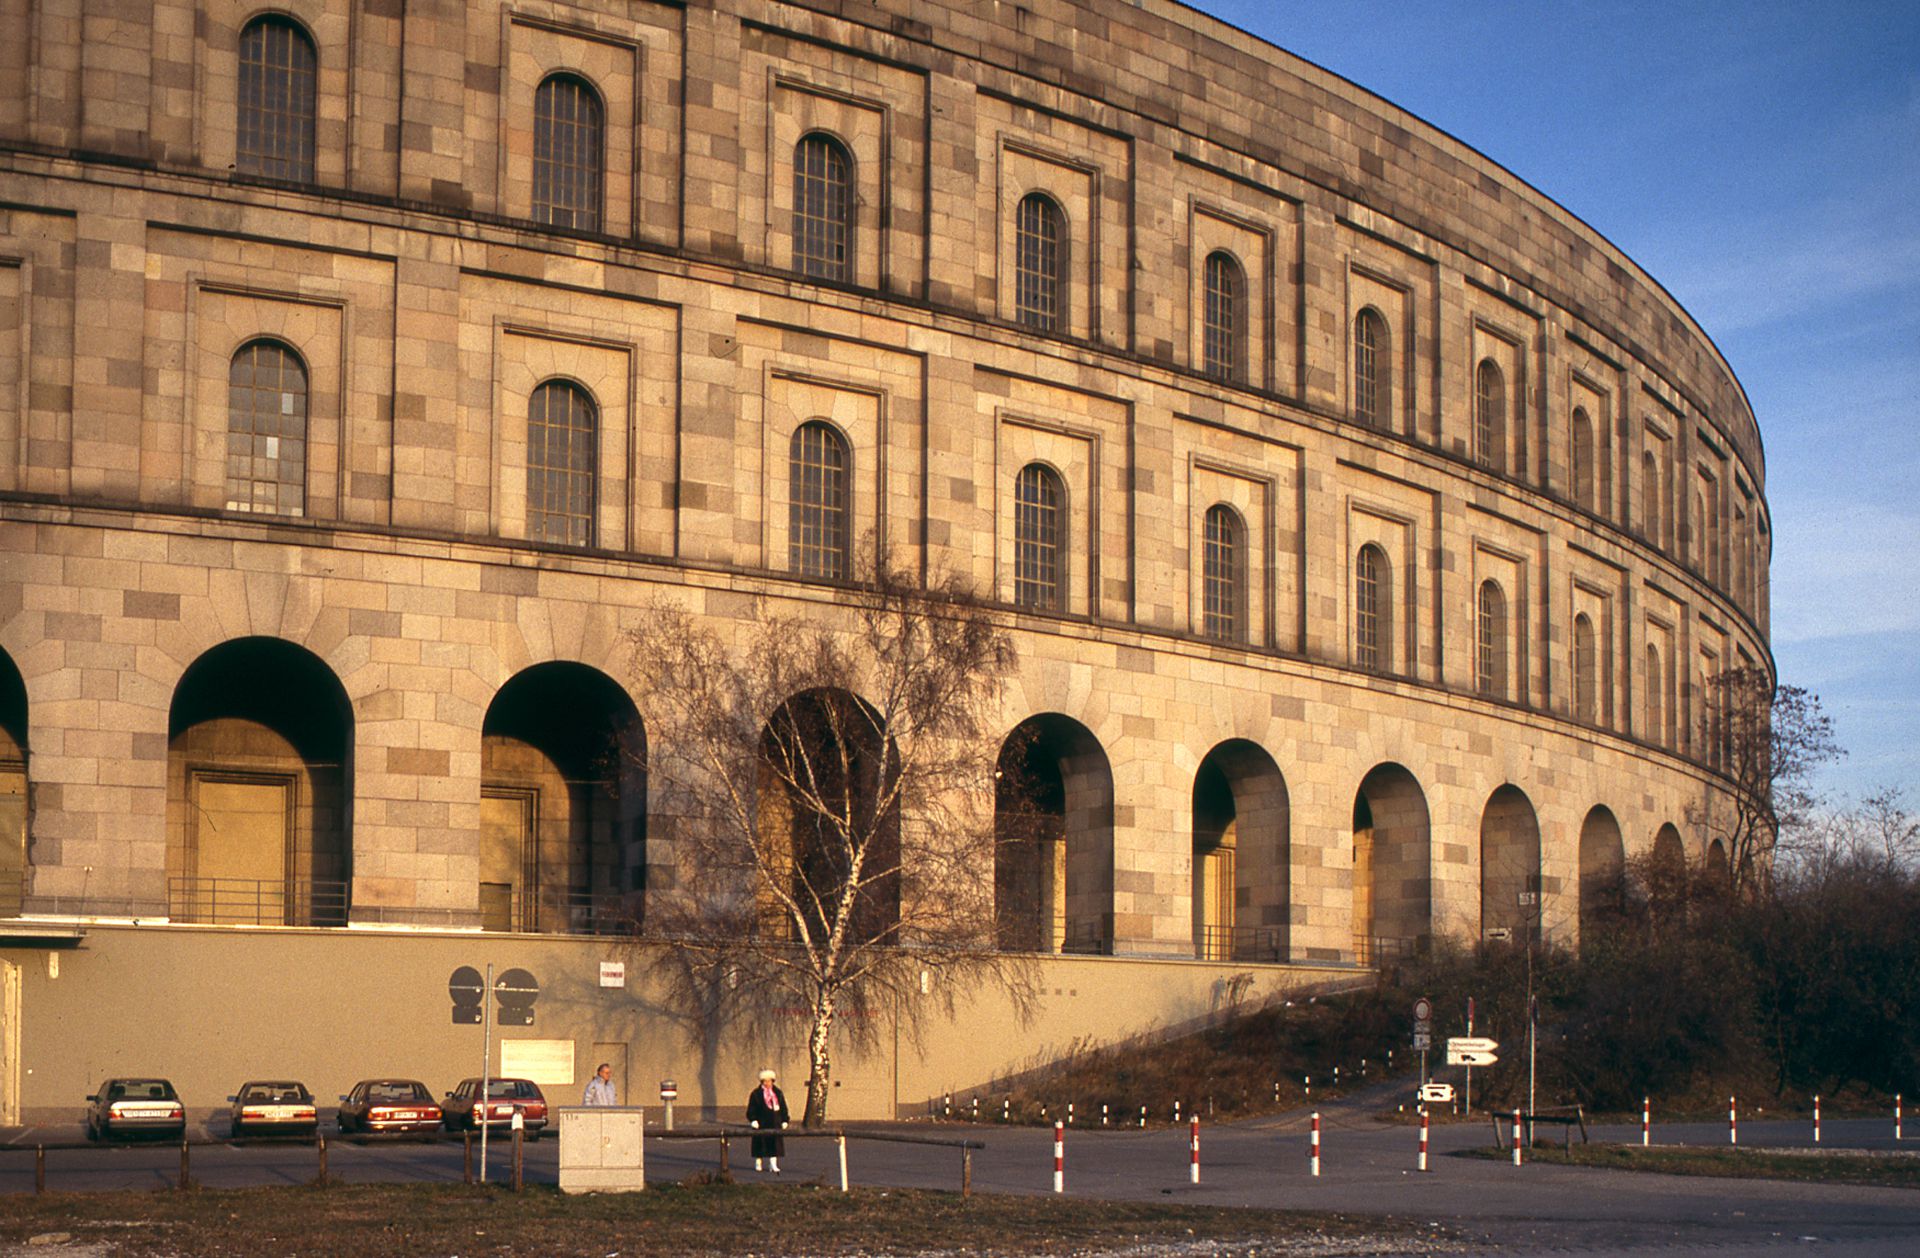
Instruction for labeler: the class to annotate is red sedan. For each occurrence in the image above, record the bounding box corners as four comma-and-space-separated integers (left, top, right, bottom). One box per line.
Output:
336, 1079, 442, 1135
442, 1077, 548, 1138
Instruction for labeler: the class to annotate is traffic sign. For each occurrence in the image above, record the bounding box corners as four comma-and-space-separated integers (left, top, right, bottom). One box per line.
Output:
1447, 1048, 1498, 1067
1447, 1036, 1499, 1054
1413, 996, 1433, 1025
1412, 1031, 1432, 1050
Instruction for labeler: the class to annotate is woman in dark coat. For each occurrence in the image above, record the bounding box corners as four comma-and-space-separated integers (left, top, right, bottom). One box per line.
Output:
746, 1068, 790, 1172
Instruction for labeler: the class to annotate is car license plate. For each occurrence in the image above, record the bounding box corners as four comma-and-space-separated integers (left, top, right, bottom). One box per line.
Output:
120, 1106, 173, 1119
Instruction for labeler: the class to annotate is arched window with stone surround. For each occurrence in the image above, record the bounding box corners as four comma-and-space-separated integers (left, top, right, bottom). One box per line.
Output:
1572, 407, 1595, 511
533, 73, 604, 232
1475, 359, 1506, 473
1574, 613, 1598, 723
1646, 643, 1665, 746
789, 421, 850, 580
793, 132, 853, 282
1475, 579, 1507, 699
1013, 462, 1065, 611
1202, 251, 1246, 383
1014, 193, 1065, 332
1355, 544, 1391, 673
1201, 503, 1245, 642
526, 379, 597, 547
1353, 307, 1390, 429
226, 339, 308, 516
237, 15, 317, 182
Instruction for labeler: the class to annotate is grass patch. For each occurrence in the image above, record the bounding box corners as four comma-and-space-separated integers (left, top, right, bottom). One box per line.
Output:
1458, 1142, 1920, 1189
0, 1181, 1452, 1256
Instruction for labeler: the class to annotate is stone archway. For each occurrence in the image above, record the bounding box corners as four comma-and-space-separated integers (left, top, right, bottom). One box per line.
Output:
1191, 739, 1289, 962
1480, 785, 1543, 942
1352, 763, 1431, 963
995, 714, 1114, 954
1577, 805, 1626, 942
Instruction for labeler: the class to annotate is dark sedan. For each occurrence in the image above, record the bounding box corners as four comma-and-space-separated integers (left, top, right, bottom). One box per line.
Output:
85, 1078, 186, 1141
228, 1080, 319, 1137
336, 1079, 442, 1135
441, 1077, 547, 1137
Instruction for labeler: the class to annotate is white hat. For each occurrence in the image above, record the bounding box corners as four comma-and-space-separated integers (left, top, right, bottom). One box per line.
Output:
758, 1069, 777, 1081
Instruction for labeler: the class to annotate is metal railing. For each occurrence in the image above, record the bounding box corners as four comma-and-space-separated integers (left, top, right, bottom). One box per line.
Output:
1195, 924, 1288, 964
167, 877, 350, 927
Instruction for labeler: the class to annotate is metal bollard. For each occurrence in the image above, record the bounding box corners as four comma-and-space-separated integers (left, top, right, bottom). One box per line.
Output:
1068, 1102, 1074, 1126
1642, 1097, 1650, 1147
1102, 1103, 1109, 1126
317, 1135, 328, 1183
1138, 1105, 1146, 1128
1512, 1109, 1522, 1166
1418, 1106, 1429, 1172
1309, 1112, 1320, 1176
1729, 1096, 1737, 1146
179, 1139, 191, 1190
962, 1145, 973, 1198
836, 1132, 848, 1193
511, 1120, 524, 1192
35, 1145, 45, 1194
1189, 1115, 1200, 1185
1052, 1120, 1064, 1193
720, 1133, 730, 1176
1898, 1094, 1904, 1141
1814, 1095, 1821, 1144
1003, 1097, 1010, 1123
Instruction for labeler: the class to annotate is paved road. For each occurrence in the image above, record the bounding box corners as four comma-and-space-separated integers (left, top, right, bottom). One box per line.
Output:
5, 1102, 1917, 1256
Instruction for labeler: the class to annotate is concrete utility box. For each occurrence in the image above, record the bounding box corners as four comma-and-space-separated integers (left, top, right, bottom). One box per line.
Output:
558, 1107, 646, 1193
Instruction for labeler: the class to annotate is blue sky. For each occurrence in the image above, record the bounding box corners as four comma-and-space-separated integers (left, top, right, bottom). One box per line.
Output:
1186, 0, 1920, 802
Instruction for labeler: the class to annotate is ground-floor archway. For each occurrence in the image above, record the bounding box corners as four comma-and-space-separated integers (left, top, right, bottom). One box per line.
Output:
1191, 739, 1289, 961
1351, 763, 1431, 962
1480, 785, 1542, 942
996, 714, 1114, 954
1578, 805, 1626, 942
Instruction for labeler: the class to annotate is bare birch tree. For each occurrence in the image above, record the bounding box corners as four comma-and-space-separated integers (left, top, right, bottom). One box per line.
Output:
627, 562, 1022, 1125
1691, 667, 1841, 898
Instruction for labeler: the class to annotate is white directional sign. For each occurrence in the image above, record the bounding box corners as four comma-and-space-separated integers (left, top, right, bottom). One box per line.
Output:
1446, 1048, 1498, 1067
1448, 1036, 1498, 1054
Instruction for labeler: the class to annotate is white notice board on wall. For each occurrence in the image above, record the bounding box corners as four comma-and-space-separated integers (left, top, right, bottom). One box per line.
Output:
499, 1039, 575, 1086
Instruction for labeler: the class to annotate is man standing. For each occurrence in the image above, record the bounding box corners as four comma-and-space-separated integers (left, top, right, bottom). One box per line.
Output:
583, 1062, 618, 1106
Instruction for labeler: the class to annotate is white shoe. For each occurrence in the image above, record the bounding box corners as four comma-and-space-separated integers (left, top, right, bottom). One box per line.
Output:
754, 1159, 764, 1171
770, 1158, 781, 1173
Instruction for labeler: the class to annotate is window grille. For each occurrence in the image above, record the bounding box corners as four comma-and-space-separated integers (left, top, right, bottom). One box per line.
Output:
789, 421, 850, 579
1354, 308, 1389, 428
1355, 544, 1390, 672
237, 17, 317, 182
1015, 194, 1063, 331
533, 74, 604, 232
225, 340, 308, 516
527, 381, 597, 546
1201, 504, 1244, 641
1202, 252, 1244, 382
794, 133, 853, 281
1475, 359, 1505, 472
1476, 580, 1507, 698
1574, 613, 1597, 723
1013, 463, 1064, 610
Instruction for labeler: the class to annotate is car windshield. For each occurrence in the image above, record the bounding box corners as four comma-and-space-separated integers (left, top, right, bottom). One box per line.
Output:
109, 1081, 175, 1101
487, 1081, 535, 1099
243, 1083, 310, 1103
369, 1082, 428, 1103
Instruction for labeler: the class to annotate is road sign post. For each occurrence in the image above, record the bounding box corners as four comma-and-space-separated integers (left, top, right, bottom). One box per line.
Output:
1464, 997, 1475, 1116
1413, 997, 1433, 1088
1445, 1036, 1499, 1068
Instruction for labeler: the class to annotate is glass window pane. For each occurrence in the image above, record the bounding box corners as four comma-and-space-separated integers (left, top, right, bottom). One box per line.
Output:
1202, 503, 1242, 641
789, 422, 849, 579
527, 381, 597, 546
1015, 195, 1062, 332
534, 75, 604, 233
225, 341, 308, 516
1013, 463, 1063, 610
236, 18, 317, 182
794, 134, 853, 282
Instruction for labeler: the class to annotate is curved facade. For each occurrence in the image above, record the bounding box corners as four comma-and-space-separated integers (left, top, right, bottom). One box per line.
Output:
0, 0, 1767, 1118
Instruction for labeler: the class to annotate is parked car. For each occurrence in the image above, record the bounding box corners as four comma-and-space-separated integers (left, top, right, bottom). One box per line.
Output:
85, 1078, 186, 1141
227, 1080, 319, 1136
441, 1077, 548, 1138
335, 1079, 442, 1135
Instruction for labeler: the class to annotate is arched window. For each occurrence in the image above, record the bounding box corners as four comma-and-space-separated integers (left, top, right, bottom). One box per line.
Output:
226, 339, 308, 515
793, 132, 853, 282
1353, 307, 1390, 428
1475, 359, 1506, 473
1574, 613, 1597, 723
1355, 544, 1391, 673
1475, 579, 1507, 699
1571, 407, 1594, 511
1642, 450, 1661, 545
1201, 503, 1244, 642
1645, 643, 1664, 746
237, 16, 317, 182
533, 73, 604, 232
1013, 462, 1064, 610
789, 421, 850, 579
1202, 251, 1245, 382
1014, 193, 1064, 331
527, 380, 597, 546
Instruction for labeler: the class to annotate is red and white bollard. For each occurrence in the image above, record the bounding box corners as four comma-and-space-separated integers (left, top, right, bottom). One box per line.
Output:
1641, 1096, 1651, 1147
1189, 1116, 1200, 1184
1814, 1095, 1821, 1144
1052, 1120, 1064, 1193
1418, 1106, 1430, 1172
1309, 1112, 1321, 1177
1729, 1097, 1738, 1146
1897, 1094, 1903, 1141
1512, 1108, 1523, 1166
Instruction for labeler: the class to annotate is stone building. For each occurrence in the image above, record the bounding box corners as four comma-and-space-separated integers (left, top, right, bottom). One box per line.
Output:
0, 0, 1768, 1122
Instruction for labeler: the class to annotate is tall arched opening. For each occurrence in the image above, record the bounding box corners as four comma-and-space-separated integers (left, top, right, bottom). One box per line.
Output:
1577, 805, 1626, 942
995, 714, 1114, 954
0, 649, 26, 916
1480, 785, 1543, 942
167, 638, 352, 925
1191, 739, 1289, 961
482, 662, 646, 933
1351, 763, 1431, 963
